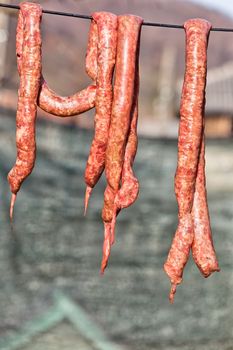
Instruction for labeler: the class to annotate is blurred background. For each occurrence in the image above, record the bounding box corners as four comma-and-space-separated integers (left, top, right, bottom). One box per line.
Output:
0, 0, 233, 349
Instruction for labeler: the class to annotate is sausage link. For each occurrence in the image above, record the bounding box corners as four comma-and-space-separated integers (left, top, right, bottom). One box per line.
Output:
38, 79, 96, 116
192, 135, 220, 276
101, 15, 143, 273
84, 12, 118, 214
164, 19, 211, 302
8, 2, 42, 219
38, 17, 98, 117
111, 51, 140, 245
85, 19, 98, 81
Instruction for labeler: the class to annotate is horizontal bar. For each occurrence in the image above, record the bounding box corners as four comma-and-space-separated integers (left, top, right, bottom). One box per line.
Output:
0, 3, 233, 32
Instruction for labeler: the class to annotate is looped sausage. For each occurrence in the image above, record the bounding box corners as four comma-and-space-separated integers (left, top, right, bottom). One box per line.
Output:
38, 79, 96, 116
38, 17, 98, 116
9, 4, 99, 219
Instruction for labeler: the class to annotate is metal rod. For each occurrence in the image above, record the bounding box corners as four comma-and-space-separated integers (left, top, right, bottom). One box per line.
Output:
0, 3, 92, 20
0, 2, 233, 32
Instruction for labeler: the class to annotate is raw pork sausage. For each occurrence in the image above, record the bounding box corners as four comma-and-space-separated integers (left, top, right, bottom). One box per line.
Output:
8, 2, 42, 219
110, 48, 140, 245
9, 3, 98, 219
164, 19, 213, 302
84, 12, 118, 214
192, 135, 220, 276
101, 15, 143, 273
85, 19, 98, 82
38, 16, 98, 117
38, 80, 96, 116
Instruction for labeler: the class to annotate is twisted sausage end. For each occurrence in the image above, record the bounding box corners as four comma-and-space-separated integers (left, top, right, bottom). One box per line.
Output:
10, 193, 17, 221
100, 222, 112, 274
84, 186, 92, 216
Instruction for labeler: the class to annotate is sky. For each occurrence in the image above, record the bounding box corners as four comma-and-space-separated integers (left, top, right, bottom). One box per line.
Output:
191, 0, 233, 18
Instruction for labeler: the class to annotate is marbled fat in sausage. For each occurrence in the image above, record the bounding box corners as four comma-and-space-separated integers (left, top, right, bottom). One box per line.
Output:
164, 19, 212, 302
8, 2, 42, 219
101, 15, 143, 273
84, 12, 118, 214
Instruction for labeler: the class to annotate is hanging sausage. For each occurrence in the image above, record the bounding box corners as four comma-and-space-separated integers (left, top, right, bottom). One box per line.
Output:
84, 12, 118, 214
110, 40, 140, 246
8, 2, 98, 218
164, 18, 219, 303
8, 2, 42, 219
101, 15, 143, 273
38, 15, 98, 116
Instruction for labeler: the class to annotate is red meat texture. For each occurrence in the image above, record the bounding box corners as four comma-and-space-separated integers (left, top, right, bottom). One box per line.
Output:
8, 2, 42, 219
164, 18, 219, 303
84, 12, 118, 214
8, 2, 99, 219
101, 15, 143, 273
